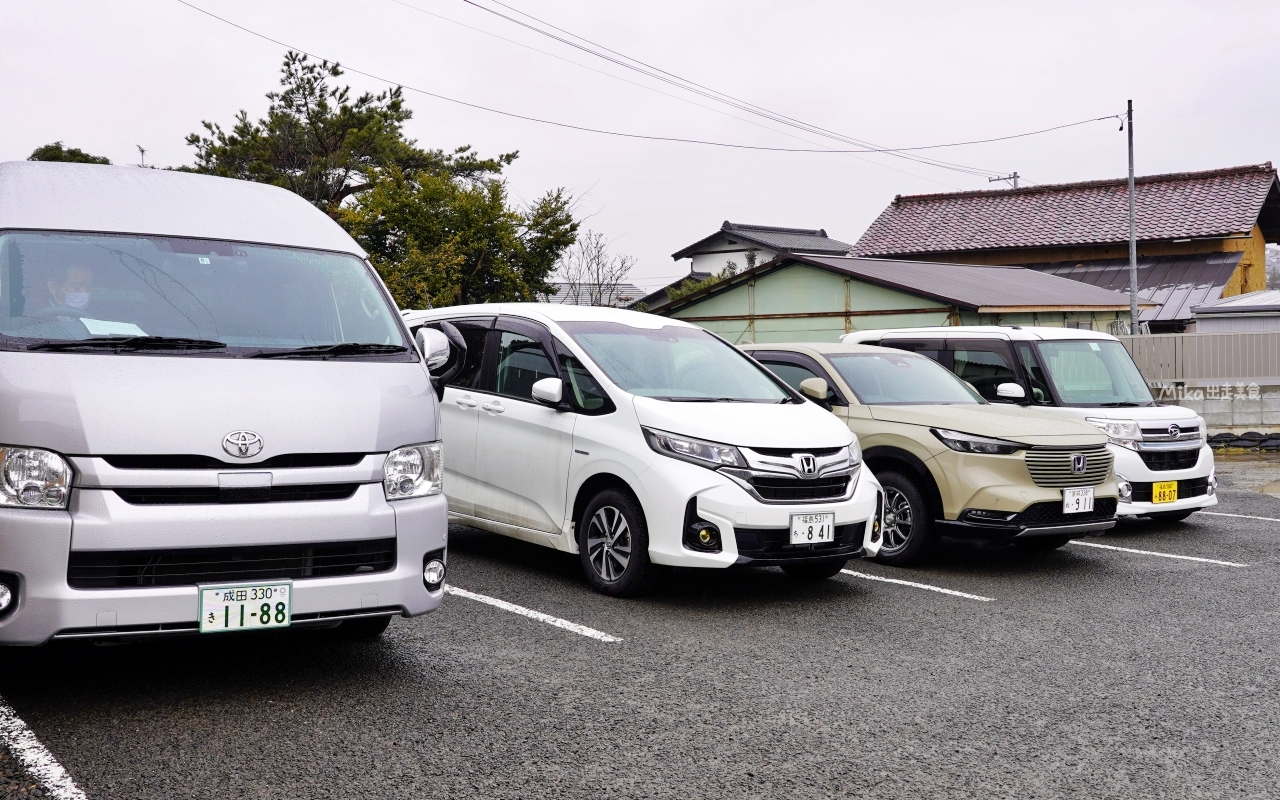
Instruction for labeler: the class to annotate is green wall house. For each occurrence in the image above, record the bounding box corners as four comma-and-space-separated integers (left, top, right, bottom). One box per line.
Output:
656, 254, 1149, 344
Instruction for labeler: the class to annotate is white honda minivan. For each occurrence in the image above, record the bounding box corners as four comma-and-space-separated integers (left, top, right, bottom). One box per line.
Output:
0, 161, 452, 645
403, 304, 883, 596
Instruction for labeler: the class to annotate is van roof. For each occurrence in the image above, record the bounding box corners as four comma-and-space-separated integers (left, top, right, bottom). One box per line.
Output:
403, 302, 704, 330
0, 161, 365, 256
846, 325, 1118, 343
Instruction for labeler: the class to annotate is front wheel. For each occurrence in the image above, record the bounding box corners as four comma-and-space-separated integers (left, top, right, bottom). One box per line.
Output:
873, 472, 937, 567
1147, 509, 1196, 523
578, 488, 664, 597
781, 559, 848, 581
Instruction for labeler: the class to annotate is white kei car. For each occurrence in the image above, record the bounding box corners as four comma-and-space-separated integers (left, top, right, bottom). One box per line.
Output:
402, 304, 883, 596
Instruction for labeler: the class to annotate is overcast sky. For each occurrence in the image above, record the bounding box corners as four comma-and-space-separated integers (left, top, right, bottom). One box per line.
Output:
4, 1, 1280, 290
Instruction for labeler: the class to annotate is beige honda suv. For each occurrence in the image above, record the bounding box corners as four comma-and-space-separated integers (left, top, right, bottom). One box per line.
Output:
744, 342, 1118, 565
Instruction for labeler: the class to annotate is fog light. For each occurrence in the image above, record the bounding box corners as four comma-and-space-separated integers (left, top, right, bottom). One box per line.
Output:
1207, 471, 1217, 496
423, 559, 446, 589
871, 518, 881, 543
1117, 475, 1133, 503
0, 584, 11, 612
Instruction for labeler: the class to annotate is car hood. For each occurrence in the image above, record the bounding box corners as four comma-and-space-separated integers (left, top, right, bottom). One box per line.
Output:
0, 352, 437, 458
632, 396, 854, 449
867, 404, 1108, 447
1055, 405, 1199, 422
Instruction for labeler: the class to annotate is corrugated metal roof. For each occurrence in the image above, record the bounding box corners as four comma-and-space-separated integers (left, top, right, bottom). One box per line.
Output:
1192, 288, 1280, 314
672, 221, 852, 260
852, 164, 1278, 257
1023, 252, 1241, 322
0, 161, 365, 256
662, 254, 1144, 313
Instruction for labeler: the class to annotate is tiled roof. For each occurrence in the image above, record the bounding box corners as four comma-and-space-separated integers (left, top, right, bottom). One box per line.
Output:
852, 164, 1278, 257
542, 282, 646, 307
1024, 252, 1242, 322
672, 221, 852, 260
661, 255, 1144, 314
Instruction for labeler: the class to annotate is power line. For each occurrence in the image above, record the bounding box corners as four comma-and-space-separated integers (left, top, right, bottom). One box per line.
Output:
175, 0, 1116, 177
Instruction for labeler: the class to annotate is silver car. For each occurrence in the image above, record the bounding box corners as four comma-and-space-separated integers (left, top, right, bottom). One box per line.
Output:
0, 161, 451, 645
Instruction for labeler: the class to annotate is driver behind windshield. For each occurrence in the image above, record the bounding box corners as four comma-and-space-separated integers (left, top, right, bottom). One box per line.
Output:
32, 264, 93, 314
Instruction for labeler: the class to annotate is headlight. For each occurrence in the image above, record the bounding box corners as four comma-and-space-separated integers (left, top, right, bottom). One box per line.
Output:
1196, 415, 1208, 443
848, 437, 862, 465
1, 446, 72, 509
931, 428, 1024, 455
642, 428, 747, 469
1085, 417, 1141, 450
384, 442, 443, 500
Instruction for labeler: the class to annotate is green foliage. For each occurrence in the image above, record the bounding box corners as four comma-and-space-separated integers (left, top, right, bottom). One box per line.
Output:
185, 52, 514, 214
28, 142, 110, 164
666, 262, 740, 303
340, 168, 578, 308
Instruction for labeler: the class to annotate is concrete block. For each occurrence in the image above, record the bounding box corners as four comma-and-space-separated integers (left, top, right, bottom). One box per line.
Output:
1233, 410, 1264, 426
1203, 399, 1233, 414
1202, 411, 1234, 427
1263, 410, 1280, 426
1263, 397, 1280, 412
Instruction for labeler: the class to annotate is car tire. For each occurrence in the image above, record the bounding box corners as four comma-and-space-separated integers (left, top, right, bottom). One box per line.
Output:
1013, 534, 1073, 551
1147, 509, 1196, 522
872, 471, 937, 567
335, 615, 392, 639
781, 559, 848, 581
578, 488, 664, 597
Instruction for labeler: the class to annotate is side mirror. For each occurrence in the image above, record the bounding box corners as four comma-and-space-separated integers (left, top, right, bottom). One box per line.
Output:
996, 382, 1027, 400
799, 377, 828, 400
531, 377, 564, 408
416, 328, 451, 371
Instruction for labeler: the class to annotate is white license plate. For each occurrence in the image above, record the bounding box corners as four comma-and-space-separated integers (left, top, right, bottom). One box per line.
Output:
199, 582, 292, 633
1062, 487, 1095, 514
791, 512, 836, 544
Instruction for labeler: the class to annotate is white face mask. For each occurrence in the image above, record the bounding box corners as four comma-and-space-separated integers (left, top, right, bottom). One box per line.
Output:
63, 292, 90, 310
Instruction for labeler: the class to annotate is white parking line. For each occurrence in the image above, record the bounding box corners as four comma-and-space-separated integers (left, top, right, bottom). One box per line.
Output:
1201, 511, 1280, 523
840, 570, 995, 602
445, 585, 622, 642
0, 698, 88, 800
1068, 540, 1248, 567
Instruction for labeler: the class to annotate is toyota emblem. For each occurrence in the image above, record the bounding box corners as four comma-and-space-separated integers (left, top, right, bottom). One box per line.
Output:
1168, 424, 1181, 438
798, 454, 817, 476
223, 431, 263, 459
1071, 454, 1088, 474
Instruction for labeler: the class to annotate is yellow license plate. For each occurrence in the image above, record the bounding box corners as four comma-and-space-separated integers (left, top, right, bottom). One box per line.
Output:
1152, 481, 1178, 504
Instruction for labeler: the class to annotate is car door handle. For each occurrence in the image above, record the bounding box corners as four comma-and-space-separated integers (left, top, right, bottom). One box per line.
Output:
480, 401, 505, 414
455, 396, 478, 408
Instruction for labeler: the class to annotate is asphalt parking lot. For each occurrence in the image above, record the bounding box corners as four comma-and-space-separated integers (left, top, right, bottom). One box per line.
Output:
2, 480, 1279, 799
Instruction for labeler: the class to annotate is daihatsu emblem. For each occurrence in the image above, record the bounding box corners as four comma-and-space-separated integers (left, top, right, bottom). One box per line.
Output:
1168, 424, 1181, 438
223, 431, 263, 458
1072, 454, 1088, 474
798, 454, 817, 476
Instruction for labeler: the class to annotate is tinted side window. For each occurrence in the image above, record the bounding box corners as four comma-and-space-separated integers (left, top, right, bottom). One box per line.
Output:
446, 322, 491, 389
758, 360, 839, 405
559, 352, 614, 414
953, 347, 1018, 402
1015, 343, 1055, 405
494, 331, 558, 401
880, 339, 950, 368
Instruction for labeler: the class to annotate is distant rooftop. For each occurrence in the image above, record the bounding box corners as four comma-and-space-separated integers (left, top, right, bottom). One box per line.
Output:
672, 220, 853, 261
1193, 288, 1280, 315
853, 163, 1280, 257
541, 281, 645, 308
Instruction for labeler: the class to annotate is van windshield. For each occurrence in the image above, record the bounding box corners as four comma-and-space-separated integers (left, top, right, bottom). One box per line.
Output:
0, 231, 410, 358
558, 320, 789, 402
1033, 340, 1155, 406
828, 351, 983, 405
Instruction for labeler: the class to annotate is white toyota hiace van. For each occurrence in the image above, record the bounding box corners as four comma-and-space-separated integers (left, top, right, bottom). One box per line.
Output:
846, 326, 1216, 521
0, 162, 450, 644
403, 304, 883, 596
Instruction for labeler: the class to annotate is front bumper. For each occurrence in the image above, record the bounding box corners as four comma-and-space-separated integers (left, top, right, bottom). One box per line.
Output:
937, 500, 1117, 542
1113, 443, 1217, 517
633, 458, 883, 568
0, 492, 448, 645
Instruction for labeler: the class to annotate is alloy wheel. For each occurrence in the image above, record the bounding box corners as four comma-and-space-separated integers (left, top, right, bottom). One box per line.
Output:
880, 487, 914, 554
586, 505, 632, 582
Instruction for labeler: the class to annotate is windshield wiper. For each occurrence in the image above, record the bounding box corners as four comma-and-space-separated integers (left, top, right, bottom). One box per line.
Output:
247, 343, 410, 359
27, 336, 227, 352
1099, 401, 1143, 407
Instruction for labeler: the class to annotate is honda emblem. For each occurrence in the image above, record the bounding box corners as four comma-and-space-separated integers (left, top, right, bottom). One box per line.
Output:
1071, 454, 1088, 474
798, 454, 817, 476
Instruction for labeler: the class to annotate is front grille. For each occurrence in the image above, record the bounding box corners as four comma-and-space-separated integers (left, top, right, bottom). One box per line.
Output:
1140, 425, 1199, 438
67, 539, 396, 588
735, 523, 863, 558
100, 453, 367, 470
748, 447, 846, 458
1138, 448, 1200, 471
1130, 476, 1211, 504
749, 475, 850, 502
113, 484, 360, 505
1013, 498, 1117, 527
1024, 447, 1112, 487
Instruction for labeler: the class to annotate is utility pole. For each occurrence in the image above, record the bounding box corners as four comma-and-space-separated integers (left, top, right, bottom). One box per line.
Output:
136, 145, 147, 168
1126, 100, 1139, 335
989, 171, 1020, 189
